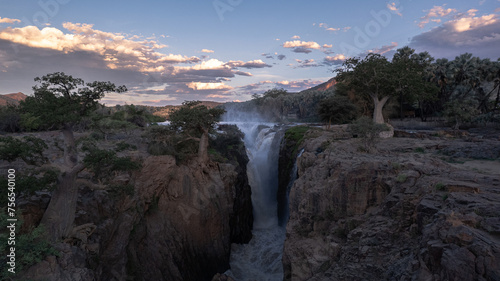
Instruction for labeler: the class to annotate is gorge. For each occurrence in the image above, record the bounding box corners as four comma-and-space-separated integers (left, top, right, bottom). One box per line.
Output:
5, 121, 500, 281
223, 121, 286, 281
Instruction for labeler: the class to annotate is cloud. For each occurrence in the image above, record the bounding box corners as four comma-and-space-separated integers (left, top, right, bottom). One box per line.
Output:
410, 12, 500, 59
261, 53, 286, 60
187, 82, 233, 90
290, 47, 312, 54
367, 42, 398, 55
283, 40, 321, 49
317, 23, 351, 32
418, 5, 457, 28
294, 59, 321, 68
291, 35, 301, 39
322, 44, 333, 48
0, 17, 21, 24
0, 23, 272, 104
450, 13, 496, 32
0, 23, 201, 73
262, 53, 274, 59
238, 79, 325, 93
387, 2, 403, 17
224, 59, 272, 69
275, 79, 325, 91
201, 49, 214, 53
172, 58, 255, 80
323, 54, 347, 66
283, 40, 323, 54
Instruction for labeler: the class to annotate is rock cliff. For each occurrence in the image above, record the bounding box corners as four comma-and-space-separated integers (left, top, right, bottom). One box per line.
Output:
13, 129, 252, 281
282, 127, 500, 280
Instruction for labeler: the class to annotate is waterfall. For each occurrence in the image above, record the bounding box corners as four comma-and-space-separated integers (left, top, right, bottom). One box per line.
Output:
221, 120, 285, 281
280, 148, 304, 226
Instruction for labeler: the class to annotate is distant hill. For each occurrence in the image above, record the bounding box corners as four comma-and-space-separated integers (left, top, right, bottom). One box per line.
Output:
145, 101, 224, 119
0, 92, 27, 106
301, 78, 336, 93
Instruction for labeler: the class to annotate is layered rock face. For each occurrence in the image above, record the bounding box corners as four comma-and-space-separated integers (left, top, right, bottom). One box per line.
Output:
20, 153, 252, 280
283, 129, 500, 280
125, 157, 238, 281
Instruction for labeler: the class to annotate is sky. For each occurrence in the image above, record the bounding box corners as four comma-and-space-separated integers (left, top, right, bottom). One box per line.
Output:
0, 0, 499, 105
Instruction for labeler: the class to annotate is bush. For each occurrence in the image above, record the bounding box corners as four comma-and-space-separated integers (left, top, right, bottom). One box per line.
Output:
146, 126, 198, 163
0, 213, 58, 279
349, 116, 389, 152
0, 106, 21, 133
0, 136, 48, 165
210, 124, 245, 164
115, 141, 137, 152
19, 112, 43, 131
109, 183, 135, 197
318, 95, 359, 125
444, 99, 480, 130
82, 144, 141, 180
111, 104, 165, 127
0, 168, 58, 207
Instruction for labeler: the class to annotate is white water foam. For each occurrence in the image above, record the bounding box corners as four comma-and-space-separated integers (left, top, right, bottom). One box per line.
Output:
221, 120, 285, 281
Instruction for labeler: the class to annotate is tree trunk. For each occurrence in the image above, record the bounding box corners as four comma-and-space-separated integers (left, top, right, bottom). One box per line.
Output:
62, 127, 78, 167
198, 130, 209, 164
372, 96, 390, 124
495, 85, 500, 111
40, 165, 83, 242
40, 127, 82, 242
400, 91, 404, 121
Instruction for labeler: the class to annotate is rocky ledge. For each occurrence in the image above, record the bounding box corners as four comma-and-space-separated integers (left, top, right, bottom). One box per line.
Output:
283, 127, 500, 280
12, 128, 253, 281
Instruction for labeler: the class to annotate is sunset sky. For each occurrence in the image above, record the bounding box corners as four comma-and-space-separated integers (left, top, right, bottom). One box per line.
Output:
0, 0, 499, 105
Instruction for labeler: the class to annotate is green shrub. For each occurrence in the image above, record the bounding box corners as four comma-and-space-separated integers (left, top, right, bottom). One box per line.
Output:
146, 126, 198, 163
349, 116, 389, 152
83, 145, 141, 179
0, 106, 21, 133
109, 183, 135, 197
0, 213, 58, 280
444, 99, 479, 130
396, 174, 407, 183
19, 112, 43, 131
210, 124, 245, 164
318, 95, 359, 125
0, 136, 48, 165
112, 156, 141, 172
0, 168, 58, 207
435, 182, 446, 191
285, 126, 310, 143
414, 147, 425, 153
391, 162, 401, 170
115, 141, 137, 152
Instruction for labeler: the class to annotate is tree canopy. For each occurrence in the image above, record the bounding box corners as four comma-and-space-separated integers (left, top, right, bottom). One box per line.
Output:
19, 72, 127, 130
17, 72, 128, 242
168, 100, 226, 163
335, 53, 395, 124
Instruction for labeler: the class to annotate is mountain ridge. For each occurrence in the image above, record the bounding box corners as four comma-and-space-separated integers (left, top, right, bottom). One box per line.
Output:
0, 92, 27, 106
300, 77, 336, 93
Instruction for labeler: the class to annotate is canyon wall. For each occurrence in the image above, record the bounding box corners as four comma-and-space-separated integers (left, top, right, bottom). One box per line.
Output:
18, 147, 252, 280
282, 128, 500, 280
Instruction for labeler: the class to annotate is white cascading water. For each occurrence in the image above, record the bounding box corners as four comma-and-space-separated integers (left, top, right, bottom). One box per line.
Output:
221, 118, 286, 281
